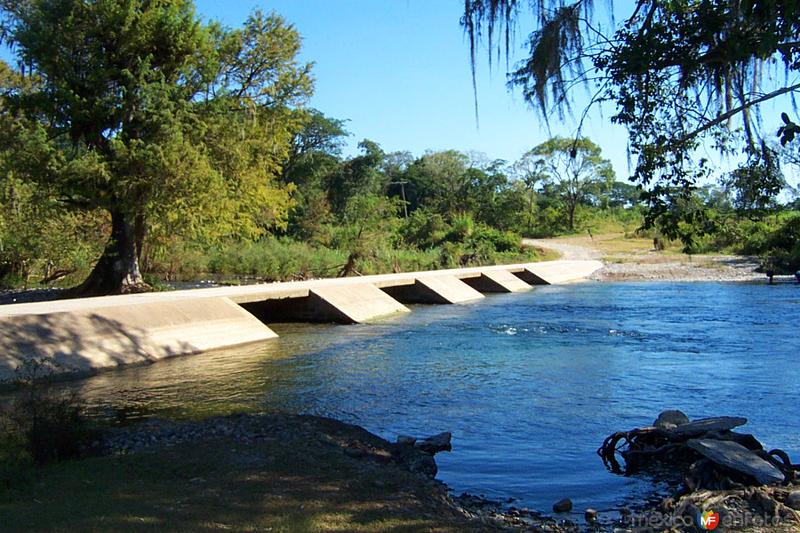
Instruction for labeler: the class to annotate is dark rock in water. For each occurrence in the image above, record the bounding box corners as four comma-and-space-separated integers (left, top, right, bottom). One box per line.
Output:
553, 498, 572, 513
584, 508, 598, 523
669, 416, 748, 438
415, 432, 452, 454
686, 439, 785, 485
653, 409, 690, 430
396, 435, 416, 446
786, 491, 800, 510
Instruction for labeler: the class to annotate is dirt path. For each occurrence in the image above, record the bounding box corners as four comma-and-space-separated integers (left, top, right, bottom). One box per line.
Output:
525, 234, 768, 282
523, 238, 601, 261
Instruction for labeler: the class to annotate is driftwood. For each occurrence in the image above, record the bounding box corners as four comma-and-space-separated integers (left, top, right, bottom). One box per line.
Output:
687, 439, 785, 485
598, 411, 799, 493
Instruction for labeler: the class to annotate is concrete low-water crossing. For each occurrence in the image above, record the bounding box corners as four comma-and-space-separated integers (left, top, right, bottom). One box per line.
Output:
0, 260, 602, 382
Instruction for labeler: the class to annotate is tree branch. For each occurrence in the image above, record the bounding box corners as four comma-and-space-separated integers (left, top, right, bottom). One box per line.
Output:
676, 81, 800, 145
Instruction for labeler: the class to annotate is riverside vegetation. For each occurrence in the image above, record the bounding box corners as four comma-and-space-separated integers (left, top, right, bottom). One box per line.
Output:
1, 1, 799, 296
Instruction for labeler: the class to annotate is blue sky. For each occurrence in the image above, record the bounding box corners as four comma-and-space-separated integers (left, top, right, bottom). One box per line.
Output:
194, 0, 634, 178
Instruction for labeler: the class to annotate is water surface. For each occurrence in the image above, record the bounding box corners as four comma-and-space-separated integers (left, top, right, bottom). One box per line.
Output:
31, 282, 800, 515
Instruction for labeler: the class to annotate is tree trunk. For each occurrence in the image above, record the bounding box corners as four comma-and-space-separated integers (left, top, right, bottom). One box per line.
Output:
568, 201, 576, 231
66, 209, 150, 297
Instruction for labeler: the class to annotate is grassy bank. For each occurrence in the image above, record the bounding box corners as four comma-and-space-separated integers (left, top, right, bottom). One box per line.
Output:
0, 415, 499, 533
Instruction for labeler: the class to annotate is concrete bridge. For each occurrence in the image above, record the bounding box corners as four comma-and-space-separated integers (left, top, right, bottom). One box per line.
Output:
0, 260, 602, 383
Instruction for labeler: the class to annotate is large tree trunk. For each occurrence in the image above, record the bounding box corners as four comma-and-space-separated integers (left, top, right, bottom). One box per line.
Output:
66, 209, 150, 297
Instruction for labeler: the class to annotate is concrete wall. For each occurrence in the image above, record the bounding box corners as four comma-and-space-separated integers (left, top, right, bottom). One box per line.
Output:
519, 260, 604, 285
0, 260, 602, 383
382, 276, 484, 304
0, 297, 276, 382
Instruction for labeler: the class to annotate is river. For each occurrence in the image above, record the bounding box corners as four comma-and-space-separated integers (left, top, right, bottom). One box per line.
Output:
28, 281, 800, 513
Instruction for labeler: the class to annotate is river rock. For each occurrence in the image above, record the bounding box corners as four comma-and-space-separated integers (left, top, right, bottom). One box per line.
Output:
553, 498, 572, 513
585, 508, 598, 523
786, 491, 800, 510
670, 416, 748, 438
415, 432, 452, 454
653, 409, 690, 430
686, 438, 785, 485
399, 450, 438, 478
396, 435, 416, 446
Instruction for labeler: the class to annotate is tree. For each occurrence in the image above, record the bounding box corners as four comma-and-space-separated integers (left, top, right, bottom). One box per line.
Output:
405, 150, 472, 216
513, 152, 548, 234
723, 149, 785, 219
326, 139, 386, 216
383, 150, 414, 217
281, 110, 348, 242
0, 1, 312, 295
525, 137, 614, 230
281, 109, 349, 187
337, 194, 401, 276
463, 0, 800, 242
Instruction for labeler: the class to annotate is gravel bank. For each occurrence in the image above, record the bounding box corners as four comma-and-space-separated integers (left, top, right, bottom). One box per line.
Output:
525, 237, 772, 283
591, 256, 765, 282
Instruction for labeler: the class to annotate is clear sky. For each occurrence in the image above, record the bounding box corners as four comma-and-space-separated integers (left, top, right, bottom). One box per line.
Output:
194, 0, 634, 178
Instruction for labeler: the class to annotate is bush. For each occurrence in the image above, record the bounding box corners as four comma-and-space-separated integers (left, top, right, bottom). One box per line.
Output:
471, 226, 521, 253
207, 238, 348, 280
399, 209, 449, 249
0, 359, 98, 489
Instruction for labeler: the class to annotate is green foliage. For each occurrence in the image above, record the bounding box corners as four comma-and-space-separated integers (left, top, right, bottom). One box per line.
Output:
524, 136, 615, 231
722, 150, 785, 219
0, 359, 99, 490
0, 177, 106, 288
206, 239, 347, 281
326, 140, 386, 216
470, 225, 521, 253
399, 209, 450, 249
463, 0, 800, 242
0, 1, 312, 293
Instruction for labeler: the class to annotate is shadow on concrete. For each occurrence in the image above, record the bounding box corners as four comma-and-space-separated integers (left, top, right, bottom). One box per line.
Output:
0, 312, 195, 385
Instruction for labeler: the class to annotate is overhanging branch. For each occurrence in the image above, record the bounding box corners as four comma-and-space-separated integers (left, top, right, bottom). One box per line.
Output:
676, 81, 800, 145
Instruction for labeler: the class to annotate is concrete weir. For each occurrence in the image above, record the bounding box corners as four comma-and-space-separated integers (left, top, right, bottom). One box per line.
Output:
518, 260, 604, 285
382, 275, 484, 305
0, 260, 602, 382
463, 270, 533, 293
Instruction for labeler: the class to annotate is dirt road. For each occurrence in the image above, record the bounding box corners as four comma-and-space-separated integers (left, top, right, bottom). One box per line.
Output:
525, 235, 767, 282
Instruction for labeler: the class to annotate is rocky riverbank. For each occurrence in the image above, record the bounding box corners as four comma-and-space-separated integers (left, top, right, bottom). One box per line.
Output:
590, 255, 765, 282
7, 408, 797, 531
92, 411, 800, 532
92, 413, 589, 532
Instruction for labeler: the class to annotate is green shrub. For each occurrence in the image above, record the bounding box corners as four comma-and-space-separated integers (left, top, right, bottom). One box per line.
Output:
399, 209, 449, 249
1, 360, 98, 471
471, 226, 521, 253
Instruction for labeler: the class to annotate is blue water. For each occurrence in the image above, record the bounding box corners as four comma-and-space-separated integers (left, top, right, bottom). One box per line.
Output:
42, 282, 800, 515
